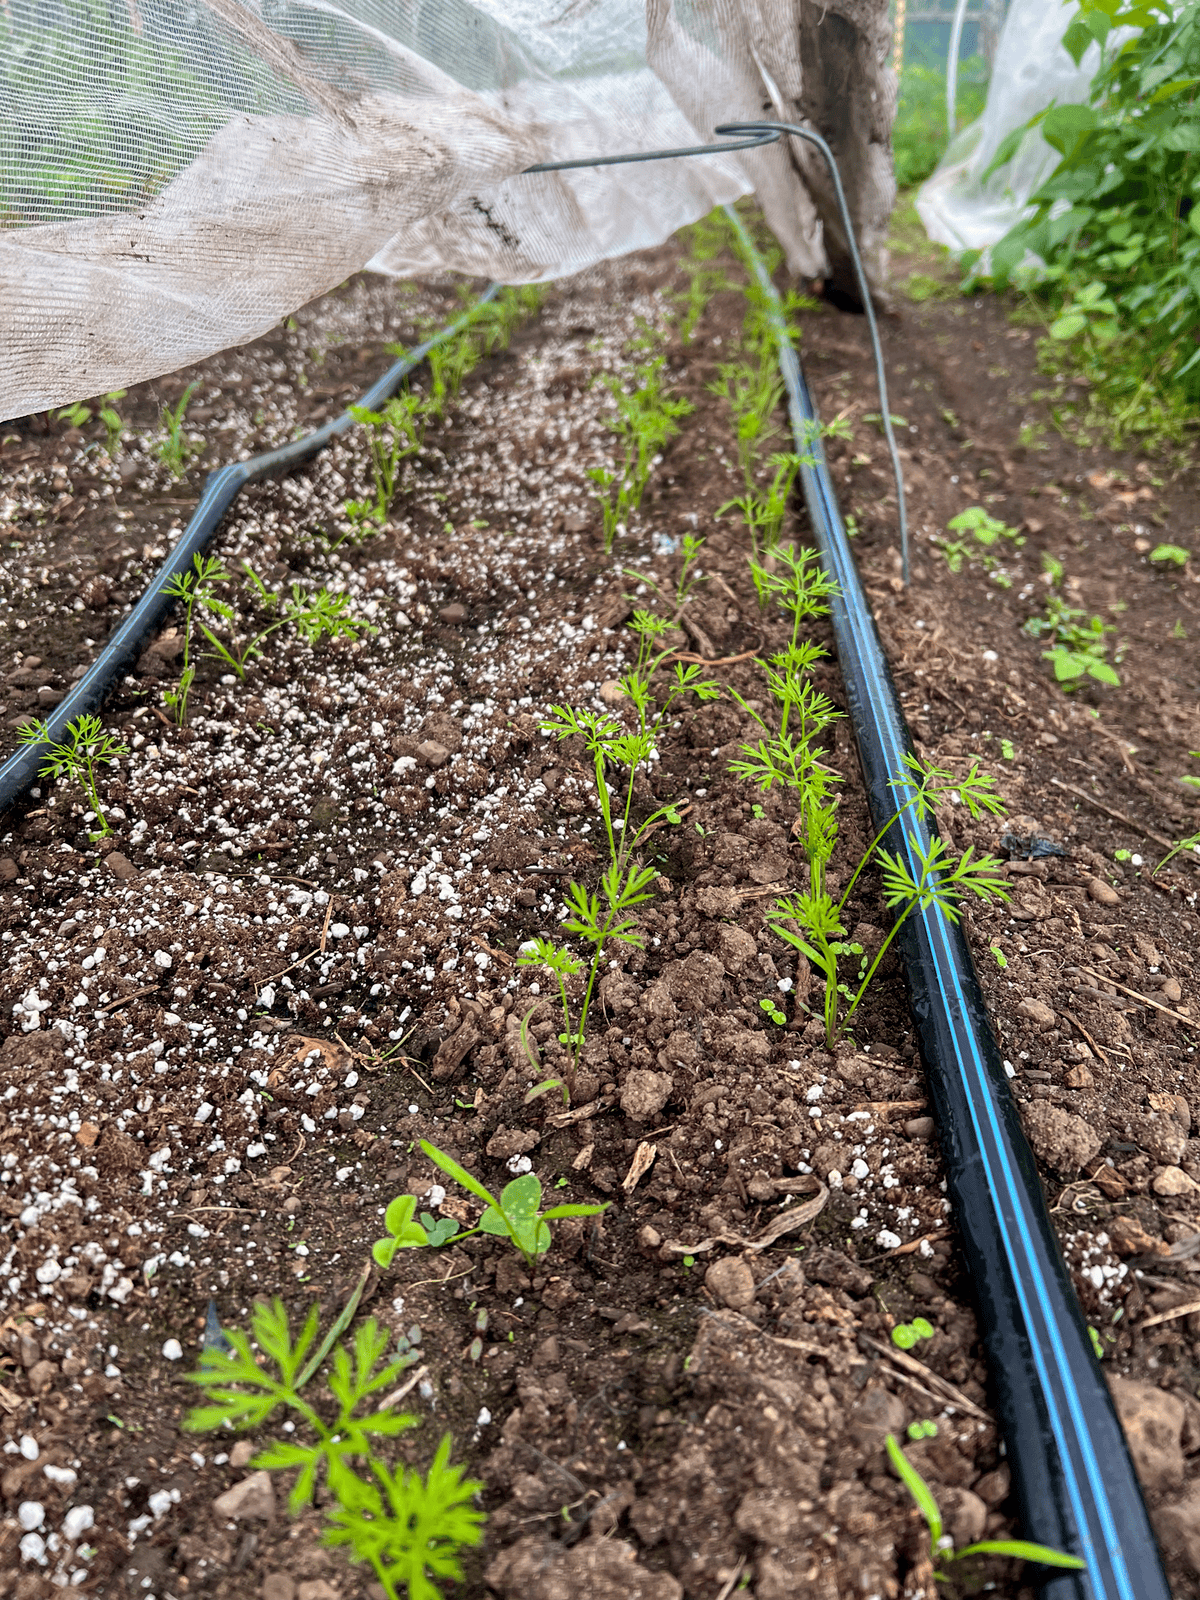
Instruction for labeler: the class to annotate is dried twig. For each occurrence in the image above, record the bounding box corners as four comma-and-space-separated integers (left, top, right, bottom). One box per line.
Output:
1049, 776, 1174, 852
377, 1363, 430, 1412
858, 1332, 989, 1420
98, 982, 161, 1014
1141, 1296, 1200, 1330
1078, 966, 1195, 1027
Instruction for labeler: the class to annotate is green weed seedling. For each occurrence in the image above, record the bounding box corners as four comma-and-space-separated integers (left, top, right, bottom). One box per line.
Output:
184, 1295, 483, 1600
892, 1316, 934, 1350
1023, 591, 1120, 689
885, 1433, 1084, 1583
371, 1195, 458, 1267
589, 355, 693, 549
18, 714, 128, 839
342, 393, 426, 544
1150, 544, 1190, 567
156, 380, 201, 477
907, 1418, 939, 1441
759, 996, 787, 1026
935, 506, 1023, 584
55, 391, 127, 455
521, 611, 718, 1077
1156, 823, 1200, 876
418, 1141, 605, 1270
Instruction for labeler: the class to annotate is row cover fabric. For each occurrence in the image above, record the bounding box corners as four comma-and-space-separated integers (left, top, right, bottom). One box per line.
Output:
1, 0, 896, 421
916, 0, 1101, 256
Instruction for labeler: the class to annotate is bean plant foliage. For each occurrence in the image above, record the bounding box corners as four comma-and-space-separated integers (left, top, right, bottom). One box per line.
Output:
977, 0, 1200, 422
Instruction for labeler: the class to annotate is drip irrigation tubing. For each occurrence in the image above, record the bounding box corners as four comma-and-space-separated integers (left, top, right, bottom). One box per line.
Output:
724, 203, 1170, 1600
0, 285, 498, 816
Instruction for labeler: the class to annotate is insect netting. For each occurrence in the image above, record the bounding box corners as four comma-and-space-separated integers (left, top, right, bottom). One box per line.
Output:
2, 0, 896, 420
916, 0, 1104, 257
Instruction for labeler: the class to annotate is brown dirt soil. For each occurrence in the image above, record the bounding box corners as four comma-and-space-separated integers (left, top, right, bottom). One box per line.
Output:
1, 205, 1200, 1600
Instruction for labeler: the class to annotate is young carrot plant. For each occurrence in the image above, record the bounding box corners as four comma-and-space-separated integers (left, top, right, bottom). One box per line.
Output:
342, 393, 427, 544
519, 612, 718, 1082
184, 1295, 483, 1600
589, 355, 693, 550
18, 714, 128, 839
885, 1433, 1084, 1583
162, 552, 234, 724
726, 545, 1009, 1047
156, 380, 201, 477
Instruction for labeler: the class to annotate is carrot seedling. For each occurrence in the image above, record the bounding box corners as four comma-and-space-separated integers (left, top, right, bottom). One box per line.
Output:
19, 714, 128, 839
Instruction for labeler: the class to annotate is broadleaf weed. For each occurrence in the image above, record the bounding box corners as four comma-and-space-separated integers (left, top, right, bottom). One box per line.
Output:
885, 1433, 1084, 1581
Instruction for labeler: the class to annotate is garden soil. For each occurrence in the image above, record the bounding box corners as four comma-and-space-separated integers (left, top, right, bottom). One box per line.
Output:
1, 208, 1200, 1600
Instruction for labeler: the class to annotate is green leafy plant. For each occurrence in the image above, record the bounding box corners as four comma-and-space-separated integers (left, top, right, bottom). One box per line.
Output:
417, 1142, 605, 1269
156, 381, 201, 477
589, 355, 693, 549
907, 1418, 939, 1440
885, 1433, 1085, 1581
520, 611, 718, 1078
892, 1316, 935, 1350
183, 1294, 483, 1600
892, 58, 990, 188
1150, 542, 1190, 565
935, 506, 1025, 584
759, 996, 787, 1026
1022, 591, 1121, 688
18, 714, 128, 839
973, 0, 1200, 441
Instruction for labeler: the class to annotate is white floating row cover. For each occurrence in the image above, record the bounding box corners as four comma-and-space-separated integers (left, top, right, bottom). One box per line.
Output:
917, 0, 1106, 259
0, 0, 898, 420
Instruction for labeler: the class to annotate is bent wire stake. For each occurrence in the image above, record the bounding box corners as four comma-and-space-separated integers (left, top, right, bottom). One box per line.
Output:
722, 206, 1168, 1600
0, 288, 498, 815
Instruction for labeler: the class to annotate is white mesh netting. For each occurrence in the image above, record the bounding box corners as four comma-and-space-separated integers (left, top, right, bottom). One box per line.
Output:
1, 0, 896, 422
916, 0, 1101, 258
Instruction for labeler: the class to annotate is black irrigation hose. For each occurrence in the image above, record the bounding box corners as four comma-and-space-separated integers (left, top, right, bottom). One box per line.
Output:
725, 206, 1170, 1600
0, 286, 499, 815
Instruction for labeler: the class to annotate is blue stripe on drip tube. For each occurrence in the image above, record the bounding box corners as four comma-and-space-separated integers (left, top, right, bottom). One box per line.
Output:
723, 203, 1163, 1600
794, 378, 1129, 1600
